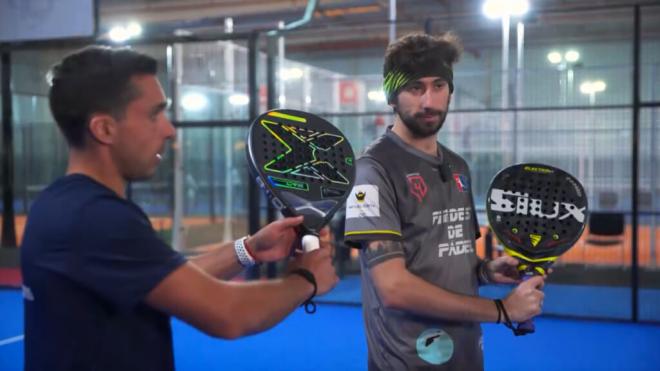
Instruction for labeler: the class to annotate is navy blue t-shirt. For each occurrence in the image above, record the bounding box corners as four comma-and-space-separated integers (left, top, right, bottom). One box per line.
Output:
21, 174, 187, 371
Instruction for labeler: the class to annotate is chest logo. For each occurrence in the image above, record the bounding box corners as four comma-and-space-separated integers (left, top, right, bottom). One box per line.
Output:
453, 173, 470, 192
406, 173, 428, 203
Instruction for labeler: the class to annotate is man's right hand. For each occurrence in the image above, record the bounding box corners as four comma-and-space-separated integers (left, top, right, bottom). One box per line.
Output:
288, 244, 338, 296
502, 275, 545, 322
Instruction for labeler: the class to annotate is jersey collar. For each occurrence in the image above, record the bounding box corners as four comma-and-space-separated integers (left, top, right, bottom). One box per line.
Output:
385, 127, 443, 167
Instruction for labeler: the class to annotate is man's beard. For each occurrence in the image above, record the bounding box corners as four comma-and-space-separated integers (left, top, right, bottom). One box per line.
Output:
396, 108, 448, 138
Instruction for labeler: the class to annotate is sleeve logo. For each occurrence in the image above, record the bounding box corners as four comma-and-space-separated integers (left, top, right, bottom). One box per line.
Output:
346, 185, 380, 218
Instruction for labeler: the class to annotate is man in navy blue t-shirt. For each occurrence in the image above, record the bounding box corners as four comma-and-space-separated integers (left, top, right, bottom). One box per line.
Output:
20, 46, 338, 371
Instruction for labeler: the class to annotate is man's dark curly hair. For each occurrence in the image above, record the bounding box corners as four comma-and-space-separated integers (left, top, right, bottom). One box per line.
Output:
383, 32, 463, 104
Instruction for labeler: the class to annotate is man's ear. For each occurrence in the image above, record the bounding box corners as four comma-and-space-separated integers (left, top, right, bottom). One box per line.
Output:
389, 102, 398, 115
88, 114, 117, 145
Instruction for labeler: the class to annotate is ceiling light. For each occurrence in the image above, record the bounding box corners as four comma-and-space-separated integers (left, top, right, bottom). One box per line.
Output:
547, 51, 562, 64
564, 50, 580, 63
228, 93, 249, 106
281, 68, 304, 81
181, 92, 209, 111
482, 0, 529, 19
367, 90, 386, 102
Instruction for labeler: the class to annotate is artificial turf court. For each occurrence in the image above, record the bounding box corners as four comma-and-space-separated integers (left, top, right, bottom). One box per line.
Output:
2, 286, 660, 370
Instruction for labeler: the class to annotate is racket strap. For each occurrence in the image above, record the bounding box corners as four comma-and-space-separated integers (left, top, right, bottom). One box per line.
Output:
494, 299, 526, 336
290, 268, 317, 314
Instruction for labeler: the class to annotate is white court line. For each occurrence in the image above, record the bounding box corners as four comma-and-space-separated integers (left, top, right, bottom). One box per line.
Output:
0, 335, 24, 347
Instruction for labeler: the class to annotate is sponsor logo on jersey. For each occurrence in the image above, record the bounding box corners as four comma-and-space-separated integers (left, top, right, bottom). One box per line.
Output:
406, 173, 428, 203
346, 185, 380, 218
453, 173, 470, 192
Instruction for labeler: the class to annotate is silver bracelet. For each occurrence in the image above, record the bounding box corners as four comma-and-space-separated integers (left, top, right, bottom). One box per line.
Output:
234, 236, 257, 267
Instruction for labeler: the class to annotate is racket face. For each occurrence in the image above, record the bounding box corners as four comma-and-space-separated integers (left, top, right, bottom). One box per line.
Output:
247, 109, 356, 233
486, 163, 588, 263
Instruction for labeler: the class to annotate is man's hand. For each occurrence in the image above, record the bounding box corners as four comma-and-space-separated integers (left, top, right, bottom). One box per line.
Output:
246, 216, 304, 263
287, 240, 338, 296
503, 275, 545, 322
486, 255, 521, 284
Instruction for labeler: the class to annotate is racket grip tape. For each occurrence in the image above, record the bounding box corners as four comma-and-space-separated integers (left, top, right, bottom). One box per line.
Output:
302, 235, 320, 252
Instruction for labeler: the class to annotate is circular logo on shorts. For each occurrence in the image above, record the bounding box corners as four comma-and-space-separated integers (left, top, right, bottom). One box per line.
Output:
416, 328, 454, 365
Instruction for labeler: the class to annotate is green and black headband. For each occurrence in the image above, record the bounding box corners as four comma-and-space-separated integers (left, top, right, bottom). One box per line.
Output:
383, 50, 455, 104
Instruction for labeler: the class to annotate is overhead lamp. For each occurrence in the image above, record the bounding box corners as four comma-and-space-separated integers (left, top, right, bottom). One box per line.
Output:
482, 0, 529, 20
580, 80, 607, 94
109, 22, 143, 43
228, 93, 250, 106
109, 26, 130, 43
547, 49, 581, 65
564, 50, 580, 63
367, 90, 386, 102
547, 51, 562, 64
126, 22, 143, 38
281, 68, 304, 81
181, 92, 209, 111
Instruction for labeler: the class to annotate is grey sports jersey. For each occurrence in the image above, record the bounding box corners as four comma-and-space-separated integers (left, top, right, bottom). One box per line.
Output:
345, 129, 483, 370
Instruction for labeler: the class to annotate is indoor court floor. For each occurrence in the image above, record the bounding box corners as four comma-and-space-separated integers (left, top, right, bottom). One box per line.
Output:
2, 288, 660, 371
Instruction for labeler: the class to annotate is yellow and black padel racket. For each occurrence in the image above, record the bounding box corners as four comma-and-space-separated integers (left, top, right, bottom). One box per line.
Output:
486, 163, 588, 335
247, 109, 356, 252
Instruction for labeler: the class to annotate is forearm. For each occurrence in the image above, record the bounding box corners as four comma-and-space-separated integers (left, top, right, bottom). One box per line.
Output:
225, 275, 313, 336
189, 241, 243, 279
379, 265, 498, 323
365, 240, 500, 323
146, 263, 314, 340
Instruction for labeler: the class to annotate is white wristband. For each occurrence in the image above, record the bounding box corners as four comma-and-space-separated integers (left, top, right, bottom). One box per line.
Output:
234, 236, 257, 267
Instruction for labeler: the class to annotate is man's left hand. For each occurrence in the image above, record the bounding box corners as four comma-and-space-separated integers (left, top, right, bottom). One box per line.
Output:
486, 255, 521, 284
246, 216, 304, 263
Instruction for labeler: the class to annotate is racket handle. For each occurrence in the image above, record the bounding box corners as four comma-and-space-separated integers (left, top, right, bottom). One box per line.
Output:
516, 274, 536, 335
302, 235, 320, 252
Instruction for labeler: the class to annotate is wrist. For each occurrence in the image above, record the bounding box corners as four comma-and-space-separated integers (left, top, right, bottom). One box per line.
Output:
234, 236, 258, 268
289, 268, 317, 314
477, 259, 492, 285
243, 236, 260, 263
288, 272, 315, 297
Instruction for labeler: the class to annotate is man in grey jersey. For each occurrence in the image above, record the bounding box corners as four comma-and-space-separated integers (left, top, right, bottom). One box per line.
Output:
344, 33, 546, 370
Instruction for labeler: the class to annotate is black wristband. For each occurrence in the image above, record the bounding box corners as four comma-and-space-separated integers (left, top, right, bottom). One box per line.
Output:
495, 299, 525, 336
477, 259, 491, 285
290, 268, 317, 314
494, 300, 502, 324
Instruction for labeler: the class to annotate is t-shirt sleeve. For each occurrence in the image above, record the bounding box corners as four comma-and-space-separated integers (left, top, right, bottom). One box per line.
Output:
71, 196, 186, 311
344, 157, 402, 245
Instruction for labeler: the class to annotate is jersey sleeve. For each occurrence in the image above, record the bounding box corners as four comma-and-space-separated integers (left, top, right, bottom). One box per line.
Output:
70, 196, 186, 311
344, 156, 403, 244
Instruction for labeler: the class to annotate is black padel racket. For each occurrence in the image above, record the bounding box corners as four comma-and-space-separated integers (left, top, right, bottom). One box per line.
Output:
486, 163, 588, 335
247, 109, 356, 252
